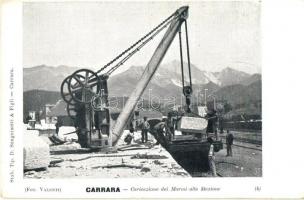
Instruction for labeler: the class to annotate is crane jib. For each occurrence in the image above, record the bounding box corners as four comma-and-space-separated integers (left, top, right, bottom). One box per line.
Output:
111, 6, 189, 146
60, 6, 191, 148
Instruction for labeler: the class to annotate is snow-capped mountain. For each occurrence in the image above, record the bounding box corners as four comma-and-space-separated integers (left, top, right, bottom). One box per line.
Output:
107, 60, 253, 97
23, 61, 259, 98
23, 62, 261, 117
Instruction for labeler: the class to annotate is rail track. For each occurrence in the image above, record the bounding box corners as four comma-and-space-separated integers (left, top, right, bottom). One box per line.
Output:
234, 137, 262, 145
219, 134, 262, 151
233, 143, 262, 151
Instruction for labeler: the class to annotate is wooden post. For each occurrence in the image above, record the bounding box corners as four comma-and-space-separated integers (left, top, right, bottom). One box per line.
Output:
111, 6, 189, 146
83, 73, 91, 147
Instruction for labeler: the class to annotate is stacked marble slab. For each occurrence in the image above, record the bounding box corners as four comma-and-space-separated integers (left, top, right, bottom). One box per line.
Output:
23, 130, 50, 170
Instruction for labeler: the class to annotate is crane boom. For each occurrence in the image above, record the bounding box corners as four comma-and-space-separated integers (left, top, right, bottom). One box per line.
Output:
111, 6, 189, 146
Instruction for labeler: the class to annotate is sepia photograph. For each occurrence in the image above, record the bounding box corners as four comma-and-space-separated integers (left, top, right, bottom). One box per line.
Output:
22, 1, 262, 179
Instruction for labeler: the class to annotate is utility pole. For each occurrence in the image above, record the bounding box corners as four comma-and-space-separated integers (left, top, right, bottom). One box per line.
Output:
204, 88, 208, 106
208, 94, 216, 110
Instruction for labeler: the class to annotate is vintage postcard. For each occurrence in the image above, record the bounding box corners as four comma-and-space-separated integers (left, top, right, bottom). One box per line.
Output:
1, 0, 303, 199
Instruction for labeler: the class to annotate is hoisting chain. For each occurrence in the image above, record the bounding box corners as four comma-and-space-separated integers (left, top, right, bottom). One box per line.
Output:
95, 11, 177, 75
184, 20, 192, 88
106, 17, 175, 75
178, 19, 192, 113
179, 19, 192, 90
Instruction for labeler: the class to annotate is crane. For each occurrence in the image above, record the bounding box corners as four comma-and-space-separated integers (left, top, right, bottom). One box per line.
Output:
60, 6, 223, 169
111, 6, 190, 146
60, 6, 186, 147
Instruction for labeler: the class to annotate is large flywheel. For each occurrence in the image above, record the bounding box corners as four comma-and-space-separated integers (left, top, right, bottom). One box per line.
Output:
67, 69, 100, 104
61, 74, 84, 105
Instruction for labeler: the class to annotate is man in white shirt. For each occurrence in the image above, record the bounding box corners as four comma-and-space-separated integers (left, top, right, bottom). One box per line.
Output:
141, 117, 150, 143
207, 137, 217, 176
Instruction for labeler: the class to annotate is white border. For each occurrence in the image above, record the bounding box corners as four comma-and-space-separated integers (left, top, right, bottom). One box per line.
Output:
1, 0, 304, 198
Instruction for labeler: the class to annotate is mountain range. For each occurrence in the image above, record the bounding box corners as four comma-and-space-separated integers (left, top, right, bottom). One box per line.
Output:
23, 60, 261, 93
107, 60, 261, 98
23, 61, 261, 117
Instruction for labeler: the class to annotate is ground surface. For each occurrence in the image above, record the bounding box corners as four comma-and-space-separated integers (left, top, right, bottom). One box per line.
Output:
214, 131, 262, 177
24, 130, 262, 178
24, 130, 190, 178
215, 143, 262, 177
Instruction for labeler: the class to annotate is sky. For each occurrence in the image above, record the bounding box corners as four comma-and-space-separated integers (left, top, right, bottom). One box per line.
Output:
23, 1, 261, 74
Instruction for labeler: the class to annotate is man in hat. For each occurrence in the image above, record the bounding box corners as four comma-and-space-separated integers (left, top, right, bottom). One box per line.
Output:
226, 130, 234, 156
141, 116, 150, 143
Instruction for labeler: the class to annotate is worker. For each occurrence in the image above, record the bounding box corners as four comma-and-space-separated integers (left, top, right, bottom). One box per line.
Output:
141, 117, 150, 143
218, 114, 224, 134
55, 119, 62, 135
167, 112, 175, 140
207, 137, 217, 176
129, 121, 135, 134
124, 121, 134, 145
206, 109, 218, 140
226, 130, 234, 156
25, 115, 32, 123
153, 118, 167, 146
55, 122, 59, 134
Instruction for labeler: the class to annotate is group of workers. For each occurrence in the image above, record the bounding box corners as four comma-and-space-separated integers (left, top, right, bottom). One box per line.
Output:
124, 116, 150, 145
206, 109, 234, 176
207, 129, 234, 176
124, 110, 234, 177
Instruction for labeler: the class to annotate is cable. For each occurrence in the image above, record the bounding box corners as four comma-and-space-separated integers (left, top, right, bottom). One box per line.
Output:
105, 17, 175, 75
95, 11, 177, 75
184, 20, 192, 87
179, 29, 185, 89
